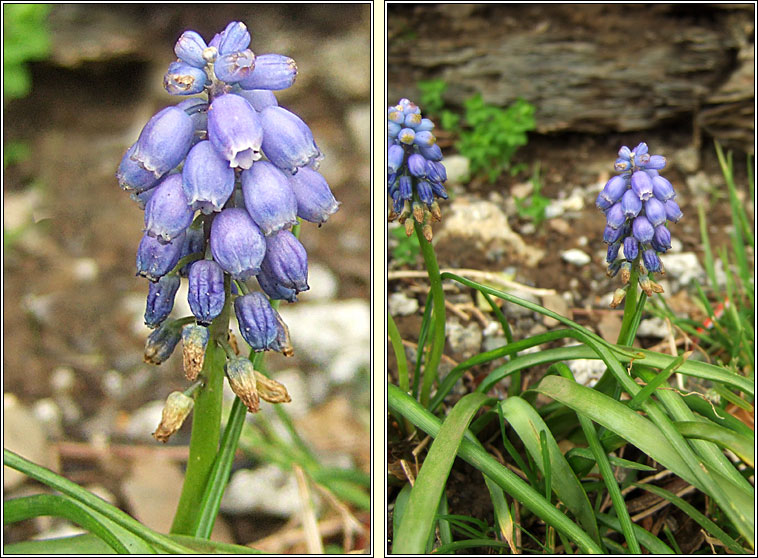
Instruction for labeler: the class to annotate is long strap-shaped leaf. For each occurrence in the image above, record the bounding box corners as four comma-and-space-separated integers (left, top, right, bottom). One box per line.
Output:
392, 392, 489, 554
500, 397, 600, 545
388, 384, 603, 554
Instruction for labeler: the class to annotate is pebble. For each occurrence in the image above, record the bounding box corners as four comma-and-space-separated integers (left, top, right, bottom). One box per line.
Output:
123, 400, 165, 442
345, 104, 370, 157
561, 248, 591, 266
71, 257, 99, 282
636, 317, 669, 338
298, 262, 339, 302
446, 319, 482, 358
388, 291, 419, 316
442, 155, 470, 185
221, 465, 305, 516
542, 293, 570, 327
4, 394, 55, 490
659, 252, 705, 286
567, 358, 607, 387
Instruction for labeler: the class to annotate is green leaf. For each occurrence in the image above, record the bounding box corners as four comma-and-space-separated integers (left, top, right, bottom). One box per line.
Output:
392, 392, 490, 554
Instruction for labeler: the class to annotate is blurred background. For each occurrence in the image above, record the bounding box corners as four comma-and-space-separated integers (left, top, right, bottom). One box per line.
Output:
4, 3, 370, 551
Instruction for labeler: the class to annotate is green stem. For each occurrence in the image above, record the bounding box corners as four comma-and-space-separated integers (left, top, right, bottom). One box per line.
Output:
616, 260, 640, 345
415, 221, 446, 407
170, 275, 232, 536
388, 313, 409, 393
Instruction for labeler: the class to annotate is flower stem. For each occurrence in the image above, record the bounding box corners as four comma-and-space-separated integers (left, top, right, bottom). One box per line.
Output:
414, 221, 446, 408
170, 275, 232, 536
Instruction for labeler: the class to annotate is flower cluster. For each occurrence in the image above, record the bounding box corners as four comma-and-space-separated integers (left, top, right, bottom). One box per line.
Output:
596, 142, 682, 304
117, 21, 339, 434
387, 98, 448, 240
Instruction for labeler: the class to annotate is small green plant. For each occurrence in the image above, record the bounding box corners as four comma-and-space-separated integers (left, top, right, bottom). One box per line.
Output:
3, 4, 52, 101
416, 79, 536, 183
514, 162, 550, 227
390, 224, 421, 266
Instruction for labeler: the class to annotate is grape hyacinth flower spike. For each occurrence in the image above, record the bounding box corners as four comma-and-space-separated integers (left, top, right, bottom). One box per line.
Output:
116, 20, 339, 422
596, 142, 681, 305
387, 98, 448, 241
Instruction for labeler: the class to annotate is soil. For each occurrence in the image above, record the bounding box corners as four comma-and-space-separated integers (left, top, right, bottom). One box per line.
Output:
3, 4, 370, 550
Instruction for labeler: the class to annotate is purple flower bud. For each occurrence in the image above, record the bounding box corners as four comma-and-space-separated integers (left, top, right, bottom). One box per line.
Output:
417, 118, 435, 132
241, 161, 298, 235
632, 215, 655, 243
239, 54, 297, 90
605, 202, 626, 229
603, 224, 625, 244
631, 171, 653, 201
176, 98, 209, 143
644, 197, 667, 227
182, 141, 235, 214
652, 224, 672, 252
144, 174, 194, 244
187, 260, 225, 324
144, 274, 181, 328
417, 180, 434, 205
233, 88, 278, 111
644, 169, 659, 179
117, 144, 161, 192
413, 131, 436, 148
388, 144, 405, 173
234, 292, 280, 352
426, 161, 447, 183
652, 176, 676, 201
643, 155, 666, 170
208, 93, 263, 169
164, 61, 208, 96
179, 224, 205, 277
606, 241, 621, 263
620, 189, 642, 218
256, 267, 297, 302
174, 30, 208, 68
388, 121, 401, 138
618, 145, 632, 160
210, 208, 266, 280
407, 153, 426, 177
217, 21, 250, 55
225, 356, 260, 412
286, 167, 340, 224
260, 229, 308, 293
596, 175, 628, 209
431, 181, 448, 199
633, 142, 648, 157
259, 106, 322, 173
398, 175, 412, 200
404, 113, 422, 128
136, 231, 186, 281
614, 158, 630, 172
130, 189, 154, 210
388, 109, 404, 125
642, 249, 661, 272
623, 236, 639, 261
397, 128, 415, 145
144, 320, 182, 365
664, 199, 683, 223
418, 143, 443, 161
132, 107, 195, 178
607, 258, 622, 277
214, 49, 256, 84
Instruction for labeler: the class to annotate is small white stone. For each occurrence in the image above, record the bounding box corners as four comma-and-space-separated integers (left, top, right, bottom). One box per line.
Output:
561, 248, 591, 266
446, 319, 482, 357
298, 262, 338, 302
567, 358, 607, 387
658, 252, 704, 286
71, 258, 99, 282
221, 465, 304, 516
388, 291, 419, 316
50, 366, 76, 393
636, 317, 669, 338
442, 155, 470, 185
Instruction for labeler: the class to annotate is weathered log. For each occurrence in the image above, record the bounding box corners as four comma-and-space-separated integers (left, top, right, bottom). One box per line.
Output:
389, 4, 753, 151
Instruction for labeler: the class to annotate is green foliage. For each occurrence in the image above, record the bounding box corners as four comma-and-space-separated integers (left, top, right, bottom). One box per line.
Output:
457, 95, 535, 183
415, 78, 536, 183
390, 224, 420, 266
3, 4, 52, 101
515, 162, 550, 226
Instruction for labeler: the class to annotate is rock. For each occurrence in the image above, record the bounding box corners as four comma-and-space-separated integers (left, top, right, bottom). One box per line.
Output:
71, 258, 99, 282
659, 252, 705, 286
298, 262, 339, 302
561, 248, 591, 266
221, 465, 305, 516
541, 293, 571, 327
446, 319, 482, 358
388, 291, 419, 316
277, 299, 370, 384
32, 398, 64, 439
597, 311, 623, 342
123, 400, 165, 442
345, 104, 370, 157
4, 394, 56, 490
567, 358, 607, 387
435, 197, 544, 266
637, 317, 669, 338
442, 155, 470, 185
